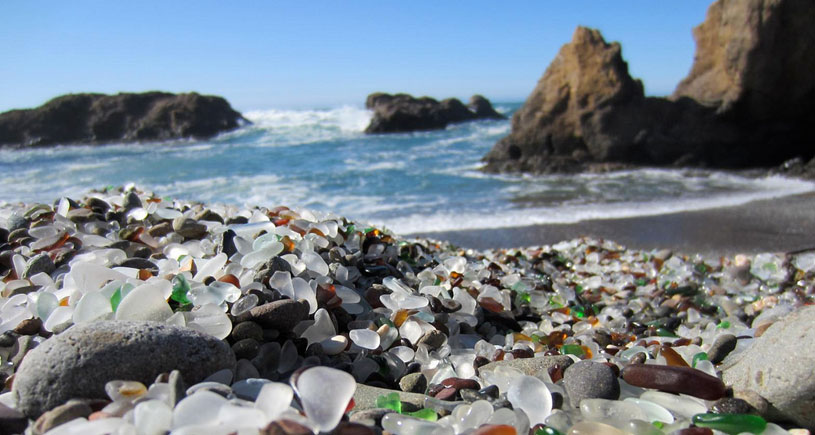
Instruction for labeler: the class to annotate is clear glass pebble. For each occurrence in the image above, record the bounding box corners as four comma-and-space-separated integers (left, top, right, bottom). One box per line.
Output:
390, 346, 415, 363
382, 413, 453, 435
134, 399, 172, 435
295, 366, 356, 432
579, 398, 647, 424
114, 283, 173, 322
230, 293, 259, 316
172, 390, 227, 429
622, 398, 674, 423
567, 421, 628, 435
72, 291, 113, 323
254, 382, 293, 421
639, 391, 707, 419
301, 250, 329, 276
216, 404, 268, 431
350, 328, 381, 350
300, 308, 336, 345
321, 335, 349, 355
185, 303, 232, 339
506, 375, 552, 426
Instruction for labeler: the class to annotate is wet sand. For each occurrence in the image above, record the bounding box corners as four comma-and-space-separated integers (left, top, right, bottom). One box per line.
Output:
407, 192, 815, 256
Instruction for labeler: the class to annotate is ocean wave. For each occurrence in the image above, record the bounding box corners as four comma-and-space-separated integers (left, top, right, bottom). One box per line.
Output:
242, 106, 372, 142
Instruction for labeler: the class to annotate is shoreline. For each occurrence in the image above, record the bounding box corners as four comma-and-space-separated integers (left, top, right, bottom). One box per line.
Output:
406, 192, 815, 256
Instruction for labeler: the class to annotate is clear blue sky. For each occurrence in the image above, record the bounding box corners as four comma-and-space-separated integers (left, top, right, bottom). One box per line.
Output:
1, 1, 712, 113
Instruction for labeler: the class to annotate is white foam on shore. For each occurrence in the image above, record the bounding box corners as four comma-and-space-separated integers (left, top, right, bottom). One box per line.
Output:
387, 175, 815, 235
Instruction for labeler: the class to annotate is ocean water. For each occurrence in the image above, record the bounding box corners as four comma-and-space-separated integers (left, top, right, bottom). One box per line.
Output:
1, 103, 813, 235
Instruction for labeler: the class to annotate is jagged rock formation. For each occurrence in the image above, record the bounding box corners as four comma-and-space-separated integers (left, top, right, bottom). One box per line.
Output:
364, 93, 505, 134
0, 92, 247, 147
484, 0, 815, 174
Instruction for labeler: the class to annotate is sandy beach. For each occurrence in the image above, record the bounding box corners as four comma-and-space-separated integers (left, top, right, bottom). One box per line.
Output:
407, 192, 815, 256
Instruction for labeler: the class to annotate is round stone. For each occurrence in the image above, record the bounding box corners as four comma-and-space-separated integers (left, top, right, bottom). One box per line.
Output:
563, 361, 620, 408
232, 338, 261, 360
399, 373, 428, 394
245, 299, 309, 330
230, 321, 264, 342
13, 320, 236, 418
23, 253, 55, 279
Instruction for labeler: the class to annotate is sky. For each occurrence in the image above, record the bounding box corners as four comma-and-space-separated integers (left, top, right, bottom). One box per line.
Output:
0, 1, 713, 113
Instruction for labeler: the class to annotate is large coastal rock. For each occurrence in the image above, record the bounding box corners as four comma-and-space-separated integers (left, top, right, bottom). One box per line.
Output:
673, 0, 815, 121
722, 305, 815, 428
484, 0, 815, 173
0, 92, 247, 147
364, 93, 504, 134
13, 321, 236, 418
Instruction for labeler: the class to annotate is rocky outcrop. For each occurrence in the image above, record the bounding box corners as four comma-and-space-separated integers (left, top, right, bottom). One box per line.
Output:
364, 93, 504, 134
0, 92, 247, 147
484, 0, 815, 174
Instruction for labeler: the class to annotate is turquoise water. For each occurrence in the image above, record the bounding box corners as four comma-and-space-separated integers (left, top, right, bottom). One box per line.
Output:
1, 103, 812, 235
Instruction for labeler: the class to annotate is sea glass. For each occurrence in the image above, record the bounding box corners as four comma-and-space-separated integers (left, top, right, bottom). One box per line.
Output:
691, 413, 767, 435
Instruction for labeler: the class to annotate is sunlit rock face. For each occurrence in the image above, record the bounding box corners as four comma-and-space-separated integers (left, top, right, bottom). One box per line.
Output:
485, 0, 815, 174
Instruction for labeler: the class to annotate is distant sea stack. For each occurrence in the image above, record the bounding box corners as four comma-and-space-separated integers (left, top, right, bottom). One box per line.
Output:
364, 93, 505, 134
0, 92, 248, 147
483, 0, 815, 174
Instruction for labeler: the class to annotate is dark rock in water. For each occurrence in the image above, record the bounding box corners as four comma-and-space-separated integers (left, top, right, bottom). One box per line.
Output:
0, 91, 247, 147
484, 0, 815, 174
13, 320, 236, 418
364, 92, 503, 134
468, 95, 505, 120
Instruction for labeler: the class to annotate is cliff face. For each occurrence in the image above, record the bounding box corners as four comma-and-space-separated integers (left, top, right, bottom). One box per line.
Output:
0, 92, 247, 147
673, 0, 815, 121
484, 0, 815, 174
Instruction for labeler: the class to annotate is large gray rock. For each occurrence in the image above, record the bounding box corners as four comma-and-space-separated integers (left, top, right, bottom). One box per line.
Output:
722, 305, 815, 428
13, 320, 236, 418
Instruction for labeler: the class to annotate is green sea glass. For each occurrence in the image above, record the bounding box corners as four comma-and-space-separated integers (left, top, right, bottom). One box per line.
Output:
376, 392, 401, 413
110, 287, 122, 311
692, 352, 708, 368
171, 275, 192, 305
691, 413, 766, 434
406, 408, 437, 421
656, 328, 678, 338
560, 344, 585, 357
